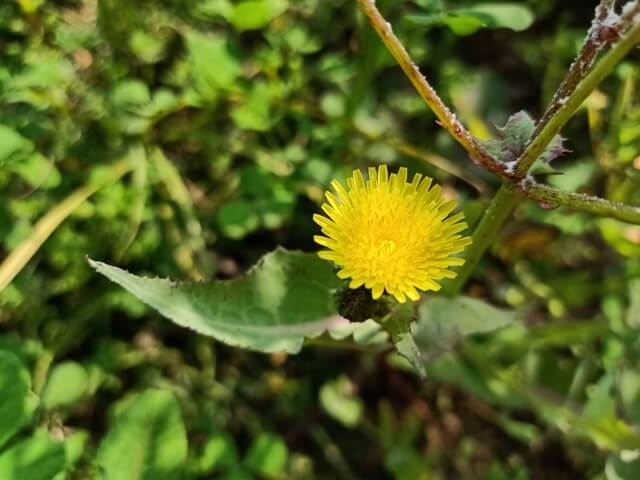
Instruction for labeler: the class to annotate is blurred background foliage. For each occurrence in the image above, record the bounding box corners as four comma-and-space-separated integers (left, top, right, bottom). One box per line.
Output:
1, 0, 640, 478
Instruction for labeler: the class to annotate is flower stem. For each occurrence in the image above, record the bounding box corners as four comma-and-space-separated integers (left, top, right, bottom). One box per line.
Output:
446, 182, 519, 295
357, 0, 640, 295
355, 0, 511, 178
515, 18, 640, 177
452, 15, 640, 291
533, 0, 618, 139
520, 183, 640, 224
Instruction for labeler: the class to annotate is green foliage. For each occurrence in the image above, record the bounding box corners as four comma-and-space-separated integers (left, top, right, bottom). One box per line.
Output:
0, 351, 37, 449
413, 296, 516, 357
96, 390, 188, 480
1, 0, 640, 478
90, 249, 342, 353
42, 362, 89, 409
408, 2, 534, 36
482, 111, 566, 173
0, 435, 66, 480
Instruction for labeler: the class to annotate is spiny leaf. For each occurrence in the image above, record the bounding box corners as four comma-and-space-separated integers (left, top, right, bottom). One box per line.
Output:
89, 248, 344, 354
482, 111, 567, 175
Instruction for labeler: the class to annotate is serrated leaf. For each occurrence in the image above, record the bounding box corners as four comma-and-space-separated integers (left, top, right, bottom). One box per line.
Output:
483, 111, 535, 162
0, 434, 66, 480
96, 389, 187, 480
89, 249, 344, 354
483, 111, 566, 173
412, 296, 516, 361
0, 351, 38, 449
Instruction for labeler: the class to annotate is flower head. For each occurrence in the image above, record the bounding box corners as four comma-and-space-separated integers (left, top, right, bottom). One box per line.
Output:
313, 166, 471, 303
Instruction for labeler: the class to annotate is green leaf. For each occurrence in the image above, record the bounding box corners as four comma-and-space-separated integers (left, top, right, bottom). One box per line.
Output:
320, 375, 364, 427
0, 434, 66, 480
216, 200, 260, 239
446, 4, 534, 35
606, 451, 640, 480
96, 389, 188, 480
42, 361, 89, 409
244, 433, 288, 477
482, 111, 566, 173
385, 303, 426, 378
195, 433, 238, 474
89, 249, 343, 354
228, 0, 287, 31
231, 82, 275, 132
412, 296, 516, 360
185, 32, 240, 101
0, 125, 34, 167
409, 3, 534, 36
11, 152, 61, 189
0, 351, 38, 449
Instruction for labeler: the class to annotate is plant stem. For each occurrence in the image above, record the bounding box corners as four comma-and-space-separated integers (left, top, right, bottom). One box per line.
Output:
355, 127, 490, 193
355, 0, 512, 178
533, 0, 618, 139
358, 0, 640, 294
446, 183, 519, 295
515, 19, 640, 177
0, 152, 136, 291
450, 16, 640, 292
520, 182, 640, 224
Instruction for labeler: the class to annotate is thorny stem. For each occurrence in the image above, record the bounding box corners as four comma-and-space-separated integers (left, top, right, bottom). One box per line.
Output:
515, 13, 640, 177
519, 182, 640, 224
355, 0, 514, 179
533, 0, 620, 140
358, 0, 640, 294
446, 183, 519, 294
355, 127, 490, 193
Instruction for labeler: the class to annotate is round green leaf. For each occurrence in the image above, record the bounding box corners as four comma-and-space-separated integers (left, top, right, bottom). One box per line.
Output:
96, 389, 188, 480
42, 361, 89, 409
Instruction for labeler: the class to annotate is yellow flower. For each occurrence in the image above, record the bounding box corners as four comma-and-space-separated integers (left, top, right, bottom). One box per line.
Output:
313, 166, 471, 303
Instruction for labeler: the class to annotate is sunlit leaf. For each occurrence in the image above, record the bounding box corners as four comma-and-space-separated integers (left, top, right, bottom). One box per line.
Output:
0, 435, 66, 480
244, 433, 288, 477
0, 351, 38, 449
90, 249, 344, 354
96, 390, 187, 480
412, 296, 517, 361
228, 0, 287, 31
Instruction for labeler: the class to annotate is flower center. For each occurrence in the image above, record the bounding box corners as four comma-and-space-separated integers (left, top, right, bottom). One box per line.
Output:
380, 239, 396, 255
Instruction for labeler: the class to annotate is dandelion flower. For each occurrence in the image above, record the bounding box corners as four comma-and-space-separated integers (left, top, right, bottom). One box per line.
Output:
313, 166, 472, 303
